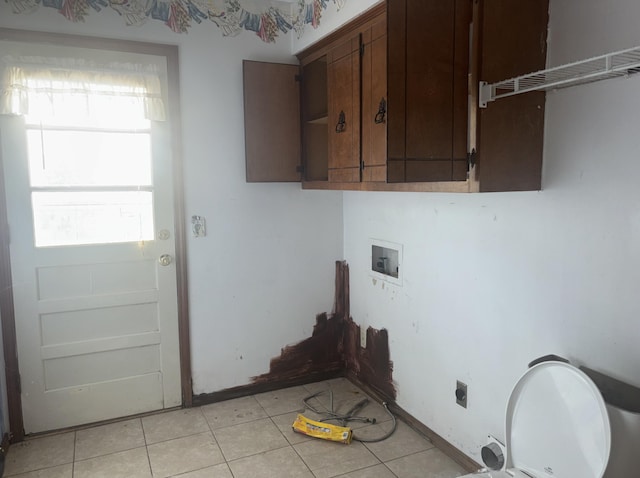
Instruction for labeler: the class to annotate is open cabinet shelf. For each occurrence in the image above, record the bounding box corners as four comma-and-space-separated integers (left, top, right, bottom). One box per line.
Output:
307, 115, 328, 125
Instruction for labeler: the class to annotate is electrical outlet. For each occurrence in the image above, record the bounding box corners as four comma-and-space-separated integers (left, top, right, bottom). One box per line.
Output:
360, 327, 367, 348
456, 380, 468, 408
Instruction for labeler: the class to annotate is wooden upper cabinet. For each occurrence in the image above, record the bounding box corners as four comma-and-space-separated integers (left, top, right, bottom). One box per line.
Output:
327, 34, 361, 183
361, 15, 387, 183
388, 0, 471, 183
242, 0, 549, 192
242, 5, 392, 187
243, 60, 301, 182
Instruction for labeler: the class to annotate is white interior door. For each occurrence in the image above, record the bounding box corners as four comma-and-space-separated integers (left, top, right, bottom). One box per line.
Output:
0, 44, 182, 433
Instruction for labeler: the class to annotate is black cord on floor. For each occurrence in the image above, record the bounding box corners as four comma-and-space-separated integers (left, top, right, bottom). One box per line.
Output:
302, 390, 397, 443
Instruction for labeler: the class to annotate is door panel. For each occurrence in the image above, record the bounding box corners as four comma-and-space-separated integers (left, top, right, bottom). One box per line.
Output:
478, 0, 548, 191
1, 69, 181, 433
26, 374, 164, 434
387, 0, 472, 182
361, 14, 387, 180
243, 61, 301, 182
387, 0, 407, 161
328, 34, 361, 181
452, 0, 472, 163
40, 303, 158, 345
405, 0, 455, 160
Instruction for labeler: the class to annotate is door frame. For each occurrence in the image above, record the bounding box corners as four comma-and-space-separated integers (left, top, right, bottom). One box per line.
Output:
0, 28, 192, 441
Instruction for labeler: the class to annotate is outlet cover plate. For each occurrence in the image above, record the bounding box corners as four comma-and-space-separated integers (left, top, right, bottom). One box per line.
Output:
456, 380, 468, 408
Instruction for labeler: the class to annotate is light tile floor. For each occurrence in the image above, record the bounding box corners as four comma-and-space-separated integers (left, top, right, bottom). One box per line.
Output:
4, 378, 468, 478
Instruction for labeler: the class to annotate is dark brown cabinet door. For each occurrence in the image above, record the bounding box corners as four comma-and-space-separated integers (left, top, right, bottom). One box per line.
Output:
477, 0, 549, 192
361, 15, 387, 183
243, 60, 301, 182
327, 34, 361, 182
388, 0, 471, 182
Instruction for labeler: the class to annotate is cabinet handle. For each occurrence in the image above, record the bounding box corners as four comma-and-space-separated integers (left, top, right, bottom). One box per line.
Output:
335, 110, 346, 133
374, 97, 387, 124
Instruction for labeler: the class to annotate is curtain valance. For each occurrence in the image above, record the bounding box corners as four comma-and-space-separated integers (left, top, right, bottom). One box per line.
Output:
0, 56, 166, 121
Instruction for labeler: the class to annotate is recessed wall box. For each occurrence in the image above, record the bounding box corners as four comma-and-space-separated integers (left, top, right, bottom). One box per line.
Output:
370, 239, 402, 286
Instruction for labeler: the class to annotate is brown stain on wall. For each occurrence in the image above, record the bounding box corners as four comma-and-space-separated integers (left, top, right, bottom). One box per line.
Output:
252, 261, 396, 401
343, 319, 395, 400
252, 312, 345, 384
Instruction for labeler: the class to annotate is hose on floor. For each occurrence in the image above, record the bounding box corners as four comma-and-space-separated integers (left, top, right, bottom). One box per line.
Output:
302, 390, 397, 442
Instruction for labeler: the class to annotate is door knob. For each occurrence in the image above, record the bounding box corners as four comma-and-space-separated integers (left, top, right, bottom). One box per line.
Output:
158, 254, 173, 266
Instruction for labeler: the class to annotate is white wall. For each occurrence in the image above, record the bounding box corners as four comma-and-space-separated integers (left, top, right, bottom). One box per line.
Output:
340, 0, 640, 463
0, 5, 343, 395
0, 311, 8, 436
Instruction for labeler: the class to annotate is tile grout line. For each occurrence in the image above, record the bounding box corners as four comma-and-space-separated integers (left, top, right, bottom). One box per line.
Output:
381, 460, 400, 478
207, 418, 229, 464
201, 395, 269, 433
218, 420, 294, 463
201, 405, 233, 475
203, 399, 233, 466
72, 445, 149, 464
71, 418, 151, 473
140, 416, 155, 478
223, 442, 295, 465
72, 430, 76, 478
217, 394, 271, 476
267, 414, 316, 477
203, 389, 317, 474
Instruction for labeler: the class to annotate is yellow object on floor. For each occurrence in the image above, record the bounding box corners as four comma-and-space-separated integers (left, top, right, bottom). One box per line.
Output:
292, 414, 353, 444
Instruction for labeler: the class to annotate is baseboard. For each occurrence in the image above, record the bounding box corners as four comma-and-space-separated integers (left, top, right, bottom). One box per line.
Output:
0, 432, 10, 478
192, 370, 344, 407
387, 402, 481, 473
346, 372, 481, 473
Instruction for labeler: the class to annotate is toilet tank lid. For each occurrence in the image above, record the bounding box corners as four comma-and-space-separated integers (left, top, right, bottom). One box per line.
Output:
505, 362, 611, 478
580, 366, 640, 413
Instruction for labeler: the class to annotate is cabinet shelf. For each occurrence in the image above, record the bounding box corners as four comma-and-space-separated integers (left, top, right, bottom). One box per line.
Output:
480, 44, 640, 107
307, 115, 328, 125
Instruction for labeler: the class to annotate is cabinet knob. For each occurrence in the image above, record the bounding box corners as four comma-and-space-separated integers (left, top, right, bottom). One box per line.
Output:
335, 110, 346, 133
374, 97, 387, 124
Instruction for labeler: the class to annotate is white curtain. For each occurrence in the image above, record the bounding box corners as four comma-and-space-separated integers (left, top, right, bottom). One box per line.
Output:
0, 56, 166, 121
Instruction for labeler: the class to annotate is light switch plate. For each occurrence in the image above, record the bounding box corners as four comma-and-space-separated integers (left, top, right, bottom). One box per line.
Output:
191, 215, 206, 238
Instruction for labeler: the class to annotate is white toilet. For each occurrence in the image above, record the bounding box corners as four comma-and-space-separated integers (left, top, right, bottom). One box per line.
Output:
461, 361, 611, 478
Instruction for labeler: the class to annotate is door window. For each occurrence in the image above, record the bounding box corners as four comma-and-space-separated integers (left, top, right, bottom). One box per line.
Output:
24, 78, 154, 247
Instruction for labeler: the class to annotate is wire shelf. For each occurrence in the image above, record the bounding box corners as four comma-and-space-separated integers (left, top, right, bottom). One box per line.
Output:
479, 45, 640, 107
